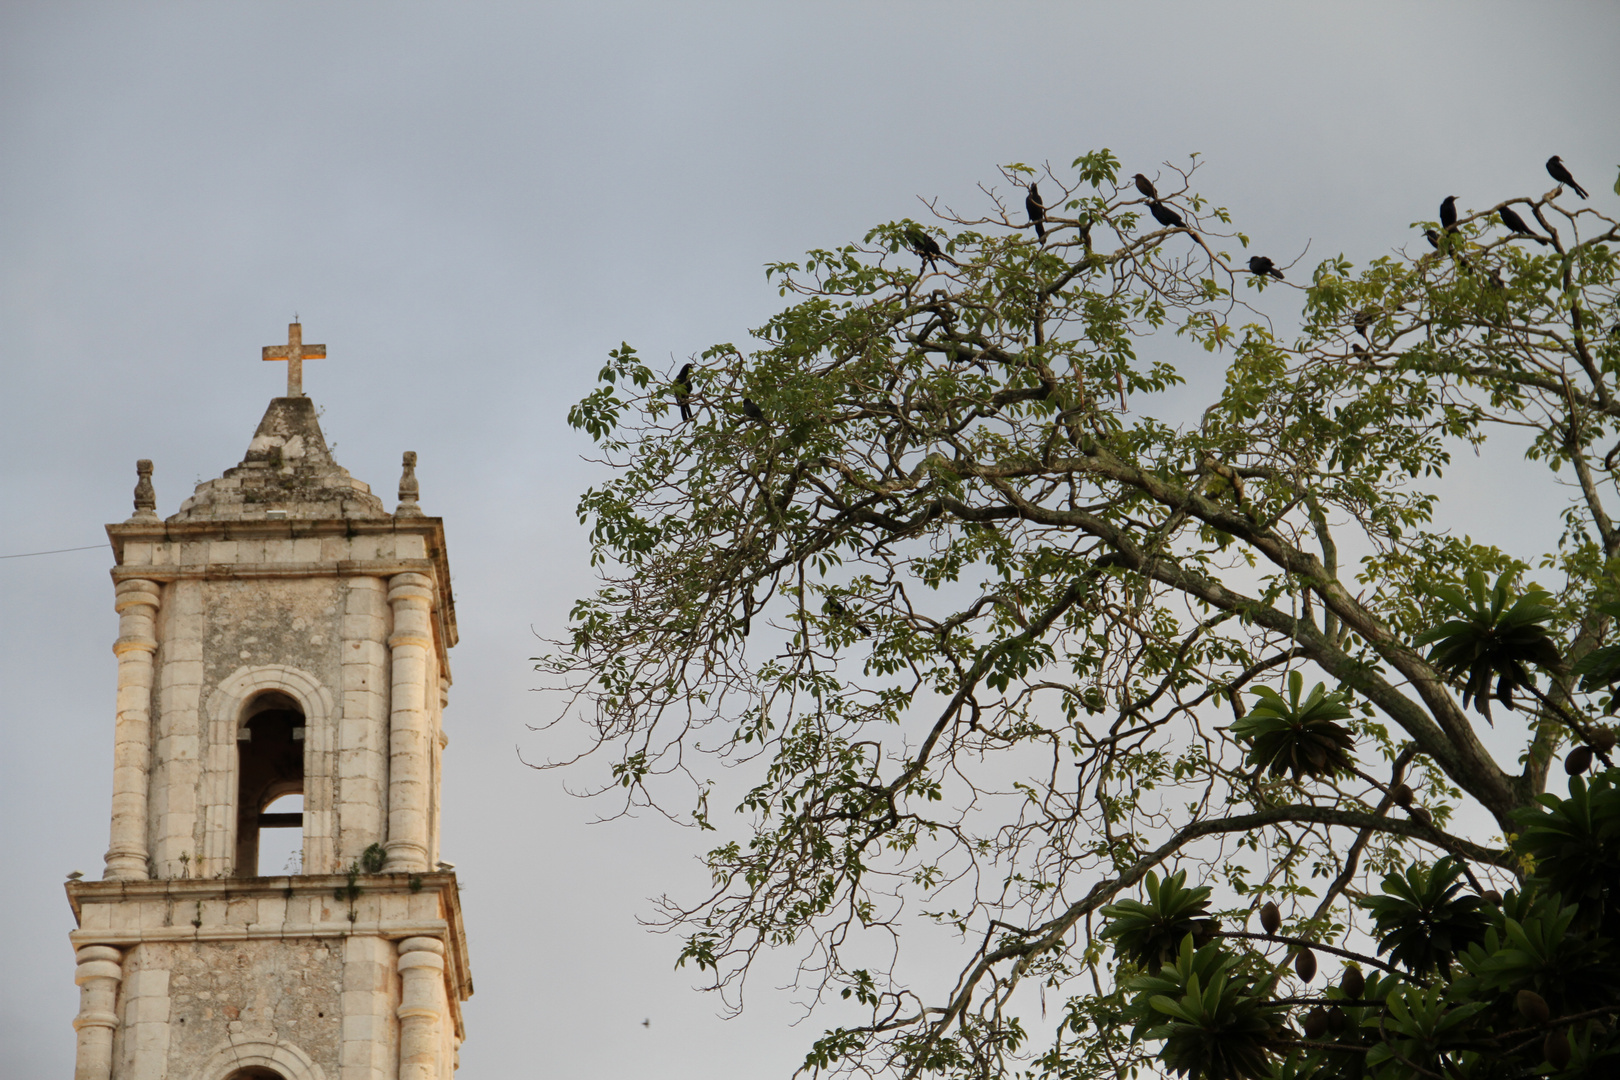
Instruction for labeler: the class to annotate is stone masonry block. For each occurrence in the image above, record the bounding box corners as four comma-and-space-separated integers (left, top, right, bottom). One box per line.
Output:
226, 898, 255, 926
163, 636, 204, 663
256, 896, 288, 927
342, 1011, 389, 1042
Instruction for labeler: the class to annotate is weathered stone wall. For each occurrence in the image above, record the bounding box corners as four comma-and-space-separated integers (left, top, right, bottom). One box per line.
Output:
68, 873, 469, 1080
166, 937, 345, 1076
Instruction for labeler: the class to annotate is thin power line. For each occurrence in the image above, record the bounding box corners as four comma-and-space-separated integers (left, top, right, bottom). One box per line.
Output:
0, 544, 105, 560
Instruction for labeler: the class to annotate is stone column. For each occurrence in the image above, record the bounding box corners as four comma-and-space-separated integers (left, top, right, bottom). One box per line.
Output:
106, 579, 161, 879
384, 573, 434, 872
396, 937, 445, 1080
72, 945, 122, 1080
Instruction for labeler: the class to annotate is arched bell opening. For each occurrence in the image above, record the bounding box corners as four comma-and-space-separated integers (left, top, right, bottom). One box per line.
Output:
223, 1069, 287, 1080
235, 690, 306, 876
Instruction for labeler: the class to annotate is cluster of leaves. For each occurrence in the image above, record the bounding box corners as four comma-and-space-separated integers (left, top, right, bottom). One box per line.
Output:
545, 149, 1620, 1080
1100, 775, 1620, 1079
1232, 673, 1357, 780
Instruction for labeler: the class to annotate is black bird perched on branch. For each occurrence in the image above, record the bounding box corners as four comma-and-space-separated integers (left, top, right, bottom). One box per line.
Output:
742, 398, 765, 422
1425, 227, 1473, 270
1353, 309, 1373, 342
904, 225, 943, 273
1546, 155, 1590, 199
673, 363, 694, 422
823, 597, 871, 637
1133, 173, 1158, 199
1498, 205, 1548, 244
1440, 196, 1459, 233
1026, 182, 1046, 242
1247, 256, 1284, 280
1149, 201, 1187, 230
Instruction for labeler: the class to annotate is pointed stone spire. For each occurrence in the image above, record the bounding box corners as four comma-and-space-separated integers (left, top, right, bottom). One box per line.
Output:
128, 459, 160, 523
396, 451, 423, 517
168, 397, 388, 522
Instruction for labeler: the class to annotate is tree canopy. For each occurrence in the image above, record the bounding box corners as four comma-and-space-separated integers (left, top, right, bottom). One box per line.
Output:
544, 151, 1620, 1079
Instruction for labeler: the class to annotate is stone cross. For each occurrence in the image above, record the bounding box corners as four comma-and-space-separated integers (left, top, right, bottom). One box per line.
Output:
261, 322, 326, 397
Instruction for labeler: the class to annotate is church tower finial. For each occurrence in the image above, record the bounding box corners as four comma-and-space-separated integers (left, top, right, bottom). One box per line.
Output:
397, 451, 423, 517
261, 321, 326, 397
128, 459, 158, 522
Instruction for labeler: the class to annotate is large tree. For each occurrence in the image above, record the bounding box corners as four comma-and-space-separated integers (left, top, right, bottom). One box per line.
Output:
543, 152, 1620, 1079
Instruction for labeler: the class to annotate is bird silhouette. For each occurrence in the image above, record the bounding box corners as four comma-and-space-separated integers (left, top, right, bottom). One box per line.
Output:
1425, 227, 1472, 269
1026, 182, 1046, 242
673, 363, 694, 422
1546, 156, 1589, 199
1497, 206, 1548, 244
1133, 173, 1158, 199
1440, 196, 1459, 232
1247, 256, 1284, 280
1353, 309, 1373, 342
1149, 201, 1187, 230
823, 597, 871, 637
742, 398, 765, 422
904, 226, 943, 273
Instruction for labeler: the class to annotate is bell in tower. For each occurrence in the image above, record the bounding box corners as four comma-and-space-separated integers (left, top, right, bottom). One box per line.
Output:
66, 325, 472, 1080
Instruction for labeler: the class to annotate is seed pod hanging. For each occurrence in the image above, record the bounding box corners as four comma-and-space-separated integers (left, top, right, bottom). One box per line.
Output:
1260, 901, 1281, 936
1482, 889, 1503, 906
1340, 966, 1365, 1000
1591, 727, 1617, 753
1409, 805, 1432, 826
1544, 1028, 1571, 1069
1295, 947, 1317, 983
1301, 1006, 1329, 1039
1517, 989, 1550, 1025
1392, 783, 1415, 807
1327, 1006, 1347, 1034
1566, 745, 1594, 775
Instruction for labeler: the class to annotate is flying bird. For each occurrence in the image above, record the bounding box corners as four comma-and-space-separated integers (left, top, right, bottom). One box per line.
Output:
1149, 201, 1187, 230
742, 398, 765, 422
904, 226, 943, 272
673, 363, 694, 422
1025, 182, 1046, 242
1247, 255, 1284, 280
1133, 173, 1158, 199
1497, 205, 1548, 244
1440, 196, 1459, 232
1546, 155, 1590, 199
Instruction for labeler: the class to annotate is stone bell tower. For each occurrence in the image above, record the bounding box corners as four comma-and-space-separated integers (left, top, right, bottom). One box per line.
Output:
66, 325, 472, 1080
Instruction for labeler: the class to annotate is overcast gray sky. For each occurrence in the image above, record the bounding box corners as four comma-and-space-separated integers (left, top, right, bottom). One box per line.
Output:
3, 4, 1617, 1077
